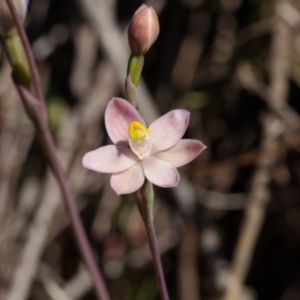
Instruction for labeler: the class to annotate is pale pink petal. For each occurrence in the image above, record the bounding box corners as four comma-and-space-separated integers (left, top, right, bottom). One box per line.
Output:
110, 163, 144, 195
153, 140, 206, 167
142, 156, 179, 188
82, 145, 138, 173
149, 109, 190, 153
105, 98, 145, 144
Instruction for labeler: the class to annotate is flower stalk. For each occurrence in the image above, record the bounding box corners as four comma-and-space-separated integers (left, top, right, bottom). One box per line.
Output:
127, 5, 169, 300
140, 179, 154, 225
4, 1, 111, 299
135, 180, 170, 300
125, 53, 144, 106
127, 53, 144, 87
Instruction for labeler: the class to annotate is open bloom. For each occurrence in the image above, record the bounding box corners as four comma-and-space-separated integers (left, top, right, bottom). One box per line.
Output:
83, 98, 206, 195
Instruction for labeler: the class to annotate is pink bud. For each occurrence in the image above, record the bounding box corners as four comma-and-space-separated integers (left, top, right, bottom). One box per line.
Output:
0, 0, 29, 35
128, 4, 160, 54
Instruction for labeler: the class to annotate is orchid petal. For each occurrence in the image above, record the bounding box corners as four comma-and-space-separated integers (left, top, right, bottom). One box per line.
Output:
149, 109, 190, 153
105, 98, 145, 144
142, 156, 179, 187
110, 163, 144, 194
153, 140, 206, 167
82, 145, 138, 173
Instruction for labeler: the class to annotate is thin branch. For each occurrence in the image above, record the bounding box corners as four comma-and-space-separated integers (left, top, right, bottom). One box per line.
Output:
15, 86, 111, 300
4, 1, 111, 299
6, 61, 116, 300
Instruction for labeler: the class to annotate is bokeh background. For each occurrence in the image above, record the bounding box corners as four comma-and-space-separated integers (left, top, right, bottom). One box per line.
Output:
1, 0, 300, 299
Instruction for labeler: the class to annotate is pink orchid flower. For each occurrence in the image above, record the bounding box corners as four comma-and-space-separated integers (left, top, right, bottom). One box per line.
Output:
82, 98, 206, 195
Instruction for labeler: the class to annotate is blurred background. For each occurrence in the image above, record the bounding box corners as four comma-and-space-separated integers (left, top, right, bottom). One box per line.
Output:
1, 0, 300, 299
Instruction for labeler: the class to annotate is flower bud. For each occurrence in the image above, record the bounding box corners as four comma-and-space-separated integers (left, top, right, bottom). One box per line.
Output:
128, 4, 159, 54
0, 0, 29, 36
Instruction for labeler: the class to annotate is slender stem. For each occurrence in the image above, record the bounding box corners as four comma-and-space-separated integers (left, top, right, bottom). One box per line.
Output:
145, 221, 170, 300
4, 1, 111, 299
5, 0, 43, 101
134, 190, 144, 217
127, 53, 144, 86
135, 189, 170, 300
37, 129, 111, 300
17, 86, 111, 300
125, 10, 168, 300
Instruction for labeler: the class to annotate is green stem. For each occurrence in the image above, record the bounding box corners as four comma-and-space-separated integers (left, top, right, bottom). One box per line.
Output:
125, 53, 144, 107
127, 53, 144, 86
